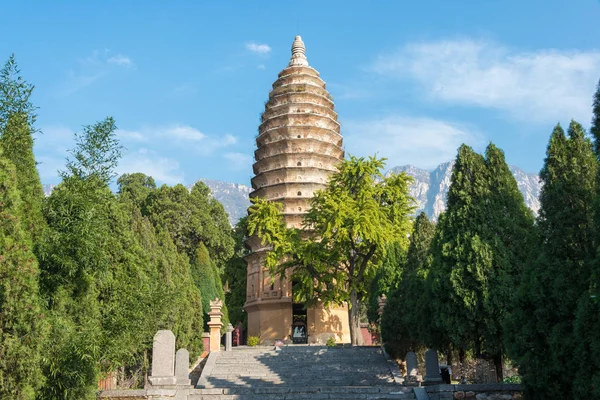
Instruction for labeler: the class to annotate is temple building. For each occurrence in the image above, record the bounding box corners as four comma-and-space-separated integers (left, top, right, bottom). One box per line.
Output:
244, 36, 351, 344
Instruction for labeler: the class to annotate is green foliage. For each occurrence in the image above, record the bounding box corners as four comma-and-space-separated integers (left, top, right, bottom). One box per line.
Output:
0, 56, 45, 244
223, 217, 249, 327
592, 79, 600, 158
117, 172, 157, 209
503, 375, 521, 384
0, 113, 46, 243
63, 117, 121, 183
0, 54, 36, 131
191, 242, 229, 331
0, 152, 47, 399
366, 241, 406, 324
248, 155, 415, 345
143, 181, 235, 269
247, 336, 260, 347
382, 212, 436, 358
326, 336, 336, 347
506, 122, 597, 399
36, 119, 204, 398
428, 143, 535, 380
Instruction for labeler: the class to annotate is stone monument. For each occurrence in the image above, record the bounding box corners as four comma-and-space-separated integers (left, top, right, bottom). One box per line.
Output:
148, 330, 176, 386
424, 349, 443, 385
403, 351, 422, 386
175, 348, 191, 386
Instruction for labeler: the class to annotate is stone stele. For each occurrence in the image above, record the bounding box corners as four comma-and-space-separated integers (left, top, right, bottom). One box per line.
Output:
175, 348, 191, 386
424, 348, 443, 384
149, 330, 177, 386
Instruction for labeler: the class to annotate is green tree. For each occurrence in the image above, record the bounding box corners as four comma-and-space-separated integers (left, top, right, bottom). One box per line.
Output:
117, 172, 157, 210
0, 56, 45, 243
248, 155, 415, 345
382, 212, 435, 358
381, 213, 438, 358
36, 118, 204, 398
507, 122, 597, 399
223, 217, 249, 327
144, 182, 235, 269
366, 241, 406, 325
430, 143, 535, 380
572, 80, 600, 399
0, 152, 47, 399
191, 242, 225, 331
0, 55, 36, 131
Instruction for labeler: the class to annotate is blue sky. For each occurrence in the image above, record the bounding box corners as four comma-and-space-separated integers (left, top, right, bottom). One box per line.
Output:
2, 0, 600, 186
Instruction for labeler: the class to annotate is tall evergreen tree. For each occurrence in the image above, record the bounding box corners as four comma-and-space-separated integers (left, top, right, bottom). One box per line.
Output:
367, 241, 406, 325
429, 143, 535, 380
0, 151, 47, 399
0, 56, 45, 243
0, 113, 46, 242
381, 212, 435, 358
223, 216, 249, 327
507, 121, 597, 399
571, 81, 600, 399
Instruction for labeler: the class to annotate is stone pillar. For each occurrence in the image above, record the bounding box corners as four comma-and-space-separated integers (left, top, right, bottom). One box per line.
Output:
377, 294, 387, 318
208, 298, 224, 352
175, 348, 191, 386
225, 323, 234, 352
424, 349, 443, 385
403, 352, 422, 386
149, 330, 177, 386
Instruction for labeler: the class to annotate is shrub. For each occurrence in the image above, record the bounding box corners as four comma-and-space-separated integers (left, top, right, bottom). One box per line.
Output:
326, 337, 336, 347
247, 336, 260, 347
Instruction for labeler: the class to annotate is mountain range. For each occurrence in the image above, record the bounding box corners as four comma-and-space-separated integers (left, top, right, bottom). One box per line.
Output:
42, 162, 542, 225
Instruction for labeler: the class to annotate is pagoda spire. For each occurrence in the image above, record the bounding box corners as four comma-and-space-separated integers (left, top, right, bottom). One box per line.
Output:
288, 35, 309, 67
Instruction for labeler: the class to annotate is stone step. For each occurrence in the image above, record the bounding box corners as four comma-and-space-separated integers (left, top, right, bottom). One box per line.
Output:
188, 386, 416, 400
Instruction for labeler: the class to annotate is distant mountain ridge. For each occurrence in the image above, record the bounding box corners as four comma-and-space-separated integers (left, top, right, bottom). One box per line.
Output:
388, 162, 541, 221
42, 162, 541, 225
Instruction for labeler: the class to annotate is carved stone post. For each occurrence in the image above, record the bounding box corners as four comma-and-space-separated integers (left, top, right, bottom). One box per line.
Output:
208, 298, 224, 352
225, 323, 234, 352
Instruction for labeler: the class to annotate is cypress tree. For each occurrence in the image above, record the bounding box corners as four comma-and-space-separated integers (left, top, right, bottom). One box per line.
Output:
367, 241, 406, 325
509, 122, 597, 399
381, 212, 435, 358
571, 81, 600, 399
0, 56, 45, 243
428, 145, 489, 358
429, 143, 535, 380
0, 151, 47, 399
223, 216, 249, 327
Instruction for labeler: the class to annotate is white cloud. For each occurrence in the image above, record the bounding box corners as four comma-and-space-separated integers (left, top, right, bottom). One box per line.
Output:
224, 152, 252, 170
117, 148, 183, 185
164, 125, 207, 141
246, 42, 271, 54
61, 49, 134, 95
344, 116, 484, 169
117, 129, 146, 142
107, 55, 133, 67
372, 39, 600, 123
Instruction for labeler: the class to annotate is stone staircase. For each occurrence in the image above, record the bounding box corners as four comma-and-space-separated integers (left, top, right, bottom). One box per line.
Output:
190, 345, 415, 400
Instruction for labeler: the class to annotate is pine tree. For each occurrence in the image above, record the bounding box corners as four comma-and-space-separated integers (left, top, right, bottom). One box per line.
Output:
0, 151, 47, 399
